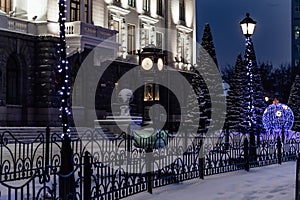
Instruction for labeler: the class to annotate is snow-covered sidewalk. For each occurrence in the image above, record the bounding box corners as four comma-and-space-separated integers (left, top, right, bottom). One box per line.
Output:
129, 161, 296, 200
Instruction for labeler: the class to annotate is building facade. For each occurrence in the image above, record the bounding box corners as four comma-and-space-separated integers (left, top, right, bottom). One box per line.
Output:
0, 0, 196, 127
293, 0, 300, 69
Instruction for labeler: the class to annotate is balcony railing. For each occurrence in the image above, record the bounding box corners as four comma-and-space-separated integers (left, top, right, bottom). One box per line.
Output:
0, 15, 117, 42
65, 21, 117, 41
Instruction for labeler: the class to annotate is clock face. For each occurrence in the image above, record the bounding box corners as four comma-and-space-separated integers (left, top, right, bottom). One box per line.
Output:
157, 58, 164, 71
141, 57, 153, 71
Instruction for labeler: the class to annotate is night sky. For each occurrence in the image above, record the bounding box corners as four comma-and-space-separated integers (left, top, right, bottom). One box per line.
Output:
196, 0, 291, 69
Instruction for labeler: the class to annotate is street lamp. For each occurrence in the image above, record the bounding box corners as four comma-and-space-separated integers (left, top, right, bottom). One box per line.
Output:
240, 13, 257, 38
240, 13, 257, 160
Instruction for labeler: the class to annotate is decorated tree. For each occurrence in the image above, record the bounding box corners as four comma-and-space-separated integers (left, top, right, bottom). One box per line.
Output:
243, 38, 266, 135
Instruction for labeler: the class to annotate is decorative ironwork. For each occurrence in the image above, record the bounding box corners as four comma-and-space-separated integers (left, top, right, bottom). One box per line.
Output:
0, 127, 298, 199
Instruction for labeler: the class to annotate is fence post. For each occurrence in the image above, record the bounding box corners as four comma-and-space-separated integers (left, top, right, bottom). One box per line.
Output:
146, 145, 153, 194
84, 151, 92, 200
296, 155, 300, 200
45, 126, 50, 174
199, 140, 204, 179
244, 138, 249, 172
225, 127, 229, 151
59, 134, 76, 199
277, 136, 282, 165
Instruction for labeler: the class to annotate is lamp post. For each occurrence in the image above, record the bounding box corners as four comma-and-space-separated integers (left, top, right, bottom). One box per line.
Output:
240, 13, 257, 161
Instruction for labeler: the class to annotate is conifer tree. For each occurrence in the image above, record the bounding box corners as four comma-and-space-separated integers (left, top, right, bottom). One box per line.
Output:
288, 74, 300, 131
226, 54, 248, 131
197, 24, 225, 134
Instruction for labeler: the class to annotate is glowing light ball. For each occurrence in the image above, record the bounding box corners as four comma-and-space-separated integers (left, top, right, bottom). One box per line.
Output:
262, 103, 294, 130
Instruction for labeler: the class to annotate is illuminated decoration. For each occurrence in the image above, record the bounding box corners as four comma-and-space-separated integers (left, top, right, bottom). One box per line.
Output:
157, 58, 164, 71
57, 0, 71, 135
262, 100, 294, 130
141, 57, 153, 70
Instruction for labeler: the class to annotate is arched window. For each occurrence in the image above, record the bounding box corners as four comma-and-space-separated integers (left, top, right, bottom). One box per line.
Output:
6, 55, 20, 105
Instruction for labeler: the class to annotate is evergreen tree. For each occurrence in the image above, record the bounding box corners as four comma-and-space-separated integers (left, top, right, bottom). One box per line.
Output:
196, 24, 226, 134
185, 71, 206, 133
201, 23, 218, 67
243, 38, 266, 134
288, 74, 300, 131
226, 54, 248, 131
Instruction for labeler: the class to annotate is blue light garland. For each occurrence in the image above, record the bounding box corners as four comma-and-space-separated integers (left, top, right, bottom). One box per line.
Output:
262, 103, 294, 130
58, 0, 71, 135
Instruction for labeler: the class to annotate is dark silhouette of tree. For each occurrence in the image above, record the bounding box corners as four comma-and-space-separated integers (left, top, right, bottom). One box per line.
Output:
201, 23, 218, 68
288, 73, 300, 131
226, 54, 248, 131
197, 23, 225, 134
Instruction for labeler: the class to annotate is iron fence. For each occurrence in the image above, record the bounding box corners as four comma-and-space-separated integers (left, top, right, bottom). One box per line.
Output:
0, 127, 298, 199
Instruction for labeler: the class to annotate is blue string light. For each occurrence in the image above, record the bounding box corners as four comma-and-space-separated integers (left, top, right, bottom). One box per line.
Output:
58, 0, 71, 136
262, 103, 294, 131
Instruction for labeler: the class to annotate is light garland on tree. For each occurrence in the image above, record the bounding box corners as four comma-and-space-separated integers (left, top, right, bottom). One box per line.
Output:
58, 0, 71, 135
245, 37, 254, 129
262, 100, 294, 131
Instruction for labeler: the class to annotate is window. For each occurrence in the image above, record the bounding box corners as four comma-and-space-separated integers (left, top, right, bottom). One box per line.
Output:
70, 0, 80, 21
156, 32, 163, 49
296, 5, 300, 12
127, 24, 136, 54
112, 20, 120, 43
128, 0, 135, 7
143, 0, 150, 12
296, 44, 300, 53
144, 83, 159, 101
157, 0, 163, 16
145, 29, 149, 46
295, 59, 300, 67
144, 84, 153, 101
295, 26, 300, 39
179, 0, 185, 21
84, 0, 92, 23
0, 0, 11, 13
6, 56, 20, 105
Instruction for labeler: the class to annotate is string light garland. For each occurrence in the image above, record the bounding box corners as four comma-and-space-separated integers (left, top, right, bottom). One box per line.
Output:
58, 0, 71, 135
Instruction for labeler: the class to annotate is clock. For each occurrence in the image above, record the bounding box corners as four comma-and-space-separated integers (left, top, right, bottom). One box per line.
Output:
157, 58, 164, 71
141, 57, 153, 71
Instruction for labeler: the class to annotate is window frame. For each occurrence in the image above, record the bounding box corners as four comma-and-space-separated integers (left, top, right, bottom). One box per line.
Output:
0, 0, 11, 13
127, 24, 136, 55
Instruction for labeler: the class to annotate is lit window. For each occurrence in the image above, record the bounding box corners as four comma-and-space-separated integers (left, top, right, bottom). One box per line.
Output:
296, 31, 300, 39
127, 24, 136, 54
143, 0, 150, 12
144, 84, 153, 101
295, 59, 300, 67
0, 0, 11, 13
144, 83, 160, 101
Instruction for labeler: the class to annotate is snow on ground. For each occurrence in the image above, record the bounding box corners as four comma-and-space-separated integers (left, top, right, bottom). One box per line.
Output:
129, 161, 296, 200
